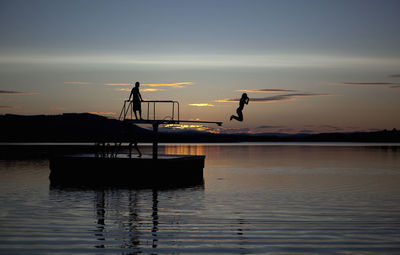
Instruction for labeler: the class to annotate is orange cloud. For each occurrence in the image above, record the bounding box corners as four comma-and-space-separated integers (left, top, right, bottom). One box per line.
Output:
143, 82, 193, 88
105, 82, 194, 88
115, 88, 131, 92
188, 103, 215, 107
164, 124, 209, 131
215, 99, 237, 103
116, 88, 165, 92
237, 89, 297, 93
142, 88, 166, 92
64, 81, 93, 85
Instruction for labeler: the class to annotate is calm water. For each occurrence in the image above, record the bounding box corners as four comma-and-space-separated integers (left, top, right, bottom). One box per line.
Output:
1, 144, 400, 254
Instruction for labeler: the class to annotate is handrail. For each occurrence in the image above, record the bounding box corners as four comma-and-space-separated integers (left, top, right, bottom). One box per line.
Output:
119, 99, 180, 122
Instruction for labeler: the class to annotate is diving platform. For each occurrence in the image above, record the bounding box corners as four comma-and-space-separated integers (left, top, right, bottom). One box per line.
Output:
119, 99, 222, 159
50, 154, 205, 188
124, 119, 222, 126
49, 98, 222, 187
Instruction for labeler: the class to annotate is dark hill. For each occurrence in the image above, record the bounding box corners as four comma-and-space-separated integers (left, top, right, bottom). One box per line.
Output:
0, 113, 152, 142
0, 113, 399, 143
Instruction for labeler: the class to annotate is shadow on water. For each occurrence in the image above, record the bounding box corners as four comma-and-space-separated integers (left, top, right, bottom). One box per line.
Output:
49, 183, 204, 253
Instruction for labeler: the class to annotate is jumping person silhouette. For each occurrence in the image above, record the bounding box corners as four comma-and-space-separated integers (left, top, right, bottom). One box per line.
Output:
230, 93, 249, 122
129, 81, 143, 120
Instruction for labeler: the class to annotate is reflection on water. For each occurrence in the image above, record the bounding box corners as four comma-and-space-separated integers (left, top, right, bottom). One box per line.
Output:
1, 144, 400, 254
94, 190, 105, 248
45, 186, 205, 254
91, 188, 160, 250
164, 144, 206, 155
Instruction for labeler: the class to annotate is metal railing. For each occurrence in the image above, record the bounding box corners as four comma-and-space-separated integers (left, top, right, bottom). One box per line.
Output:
119, 100, 180, 122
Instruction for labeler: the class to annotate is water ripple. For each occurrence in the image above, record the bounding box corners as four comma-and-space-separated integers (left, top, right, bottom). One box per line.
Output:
1, 145, 400, 254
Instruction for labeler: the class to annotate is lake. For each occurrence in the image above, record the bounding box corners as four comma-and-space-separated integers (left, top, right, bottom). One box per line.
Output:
1, 143, 400, 254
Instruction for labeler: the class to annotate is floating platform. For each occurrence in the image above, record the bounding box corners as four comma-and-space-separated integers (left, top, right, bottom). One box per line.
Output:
48, 98, 221, 188
49, 154, 204, 188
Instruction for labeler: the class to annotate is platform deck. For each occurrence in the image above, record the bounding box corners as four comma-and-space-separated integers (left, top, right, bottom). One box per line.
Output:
49, 154, 205, 188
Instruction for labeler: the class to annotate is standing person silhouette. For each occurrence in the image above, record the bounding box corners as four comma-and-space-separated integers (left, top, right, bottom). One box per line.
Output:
126, 123, 142, 158
230, 93, 249, 122
129, 81, 143, 120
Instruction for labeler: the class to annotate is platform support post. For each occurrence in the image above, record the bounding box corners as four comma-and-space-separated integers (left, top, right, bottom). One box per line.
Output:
152, 123, 159, 159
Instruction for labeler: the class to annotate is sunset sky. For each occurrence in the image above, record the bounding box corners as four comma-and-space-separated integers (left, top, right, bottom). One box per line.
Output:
1, 0, 399, 134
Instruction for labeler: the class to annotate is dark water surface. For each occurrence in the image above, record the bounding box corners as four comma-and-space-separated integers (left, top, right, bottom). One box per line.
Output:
1, 144, 400, 254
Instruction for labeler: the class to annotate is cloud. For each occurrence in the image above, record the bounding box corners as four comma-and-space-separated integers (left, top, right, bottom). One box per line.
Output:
276, 128, 295, 133
142, 88, 166, 92
294, 125, 384, 133
4, 53, 400, 70
257, 125, 284, 129
143, 82, 193, 88
214, 99, 237, 103
340, 82, 393, 86
188, 103, 215, 107
299, 129, 315, 133
64, 81, 93, 85
251, 93, 335, 102
104, 83, 131, 86
88, 112, 115, 115
0, 90, 39, 95
319, 125, 343, 131
116, 88, 165, 92
163, 124, 210, 132
211, 127, 251, 134
337, 82, 400, 89
216, 93, 335, 103
106, 81, 194, 89
0, 105, 17, 109
389, 74, 400, 78
115, 88, 131, 92
49, 107, 66, 111
237, 89, 297, 93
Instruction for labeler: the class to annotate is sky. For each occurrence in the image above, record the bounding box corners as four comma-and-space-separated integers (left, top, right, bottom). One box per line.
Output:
1, 0, 399, 134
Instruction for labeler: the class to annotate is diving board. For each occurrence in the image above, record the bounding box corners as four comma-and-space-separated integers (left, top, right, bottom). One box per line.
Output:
120, 100, 223, 159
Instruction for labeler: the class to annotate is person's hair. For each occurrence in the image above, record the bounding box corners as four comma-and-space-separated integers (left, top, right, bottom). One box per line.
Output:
242, 93, 248, 98
135, 81, 140, 87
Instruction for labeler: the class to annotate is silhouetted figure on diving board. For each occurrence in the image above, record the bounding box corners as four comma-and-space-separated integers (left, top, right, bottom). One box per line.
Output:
128, 140, 142, 158
230, 93, 249, 122
129, 81, 143, 120
125, 122, 142, 158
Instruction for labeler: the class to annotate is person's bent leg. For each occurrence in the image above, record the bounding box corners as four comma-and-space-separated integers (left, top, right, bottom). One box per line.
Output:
231, 115, 240, 121
237, 110, 243, 121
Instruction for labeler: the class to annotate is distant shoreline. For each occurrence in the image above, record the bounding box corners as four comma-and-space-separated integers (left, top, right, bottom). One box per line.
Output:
1, 113, 399, 143
2, 141, 400, 145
